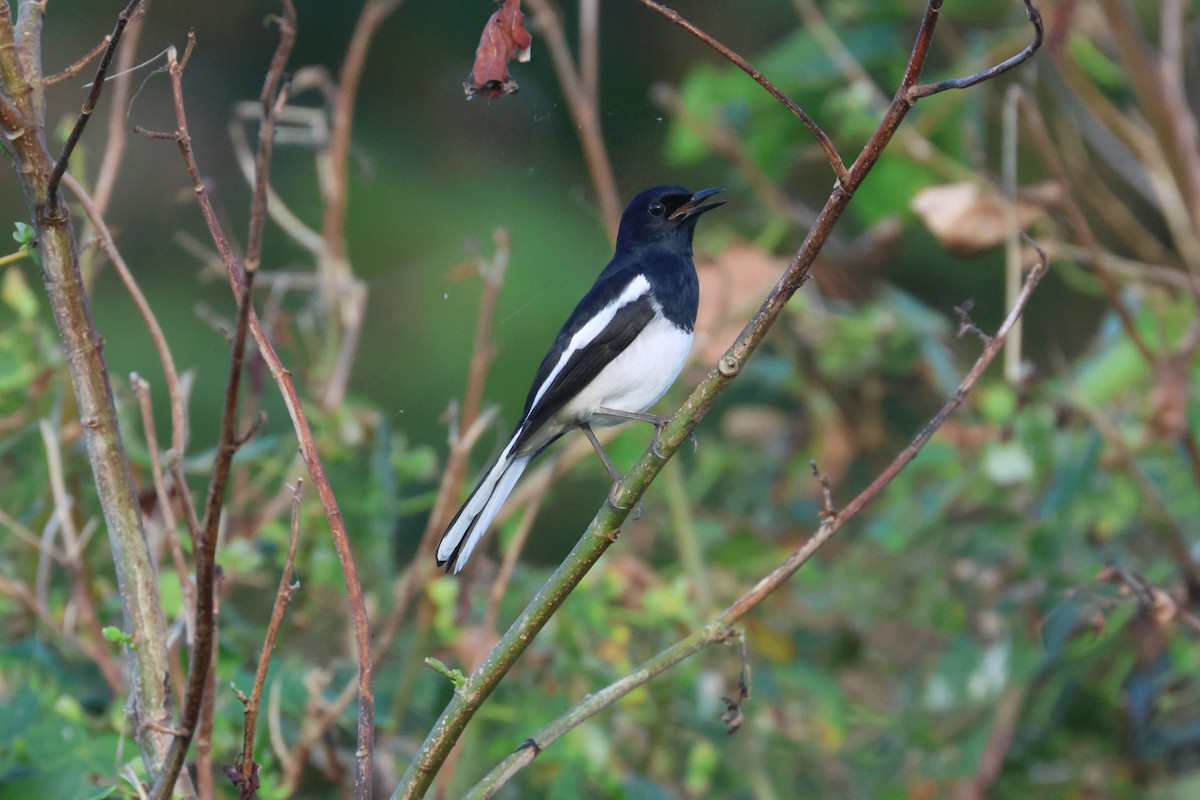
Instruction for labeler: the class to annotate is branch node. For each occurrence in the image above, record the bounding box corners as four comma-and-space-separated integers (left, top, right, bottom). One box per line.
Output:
516, 737, 542, 757
809, 460, 837, 519
954, 299, 994, 343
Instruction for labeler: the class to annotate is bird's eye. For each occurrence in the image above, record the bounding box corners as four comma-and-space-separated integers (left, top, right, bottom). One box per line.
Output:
648, 201, 666, 217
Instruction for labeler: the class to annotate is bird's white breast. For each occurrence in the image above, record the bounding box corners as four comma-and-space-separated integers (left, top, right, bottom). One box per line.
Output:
559, 312, 693, 426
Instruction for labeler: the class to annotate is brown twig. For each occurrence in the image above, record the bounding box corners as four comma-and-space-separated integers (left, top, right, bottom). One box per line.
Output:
90, 0, 147, 216
150, 250, 258, 800
132, 375, 196, 641
579, 0, 599, 106
246, 3, 296, 273
227, 106, 325, 255
907, 0, 1043, 99
465, 244, 1050, 799
150, 4, 295, 792
46, 0, 144, 210
634, 0, 848, 185
140, 34, 376, 800
525, 0, 622, 241
64, 173, 190, 462
196, 579, 222, 800
44, 35, 111, 85
235, 480, 304, 798
809, 460, 836, 519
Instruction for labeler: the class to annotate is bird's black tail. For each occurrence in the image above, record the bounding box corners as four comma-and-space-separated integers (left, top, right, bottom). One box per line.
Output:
436, 449, 532, 574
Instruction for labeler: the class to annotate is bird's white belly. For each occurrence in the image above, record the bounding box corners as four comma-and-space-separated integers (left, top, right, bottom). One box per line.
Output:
558, 315, 693, 426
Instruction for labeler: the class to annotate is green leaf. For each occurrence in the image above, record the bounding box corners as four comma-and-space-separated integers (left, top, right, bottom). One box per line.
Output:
100, 626, 133, 648
1068, 33, 1125, 90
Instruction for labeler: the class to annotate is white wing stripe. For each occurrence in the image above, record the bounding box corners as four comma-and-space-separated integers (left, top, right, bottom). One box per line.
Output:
527, 274, 652, 415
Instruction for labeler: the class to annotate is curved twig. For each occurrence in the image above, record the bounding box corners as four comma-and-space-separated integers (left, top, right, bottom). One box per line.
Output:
633, 0, 848, 184
46, 0, 143, 209
908, 0, 1043, 100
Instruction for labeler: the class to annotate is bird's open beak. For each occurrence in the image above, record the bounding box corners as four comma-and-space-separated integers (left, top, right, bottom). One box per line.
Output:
669, 186, 726, 220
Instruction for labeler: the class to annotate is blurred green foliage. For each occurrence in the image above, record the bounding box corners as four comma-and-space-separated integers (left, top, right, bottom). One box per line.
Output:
3, 1, 1200, 799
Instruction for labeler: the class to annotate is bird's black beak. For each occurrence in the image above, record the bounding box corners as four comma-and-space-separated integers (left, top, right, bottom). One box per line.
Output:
668, 186, 726, 221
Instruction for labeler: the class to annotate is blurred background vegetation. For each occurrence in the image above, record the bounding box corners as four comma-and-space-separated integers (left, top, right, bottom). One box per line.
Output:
2, 0, 1200, 797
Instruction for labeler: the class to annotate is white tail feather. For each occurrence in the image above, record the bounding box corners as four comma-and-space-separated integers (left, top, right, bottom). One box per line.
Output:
437, 450, 532, 573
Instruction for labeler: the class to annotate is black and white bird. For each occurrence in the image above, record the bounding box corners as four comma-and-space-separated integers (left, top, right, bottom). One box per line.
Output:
436, 185, 725, 574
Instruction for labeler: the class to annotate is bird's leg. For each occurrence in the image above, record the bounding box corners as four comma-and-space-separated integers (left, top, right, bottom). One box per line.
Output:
581, 424, 642, 517
594, 407, 699, 459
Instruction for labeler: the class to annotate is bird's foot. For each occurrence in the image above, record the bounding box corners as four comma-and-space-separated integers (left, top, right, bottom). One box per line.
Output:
649, 421, 699, 460
607, 480, 644, 519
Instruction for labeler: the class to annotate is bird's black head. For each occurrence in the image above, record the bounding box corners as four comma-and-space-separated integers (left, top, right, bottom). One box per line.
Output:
615, 185, 725, 250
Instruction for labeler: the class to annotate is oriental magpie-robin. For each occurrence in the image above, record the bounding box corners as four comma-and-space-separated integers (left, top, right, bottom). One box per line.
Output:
437, 185, 725, 574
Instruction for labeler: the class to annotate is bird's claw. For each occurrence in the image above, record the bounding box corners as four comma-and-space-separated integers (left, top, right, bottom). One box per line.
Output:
650, 424, 699, 459
607, 481, 629, 510
651, 427, 668, 460
607, 480, 644, 518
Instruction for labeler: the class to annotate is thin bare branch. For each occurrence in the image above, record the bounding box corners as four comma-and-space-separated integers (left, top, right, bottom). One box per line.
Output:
132, 375, 196, 642
90, 1, 147, 215
246, 2, 297, 273
633, 0, 848, 184
47, 0, 144, 209
150, 249, 257, 800
235, 480, 304, 798
64, 173, 189, 460
908, 0, 1043, 99
195, 581, 222, 800
44, 35, 111, 85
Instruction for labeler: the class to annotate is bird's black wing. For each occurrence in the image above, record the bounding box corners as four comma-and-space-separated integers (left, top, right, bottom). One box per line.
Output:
511, 272, 656, 454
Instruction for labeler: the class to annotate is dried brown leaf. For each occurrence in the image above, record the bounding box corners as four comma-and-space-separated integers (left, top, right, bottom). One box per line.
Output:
695, 242, 788, 363
911, 181, 1062, 256
464, 0, 532, 100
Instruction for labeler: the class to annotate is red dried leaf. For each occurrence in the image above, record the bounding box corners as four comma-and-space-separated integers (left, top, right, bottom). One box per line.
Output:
464, 0, 532, 100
